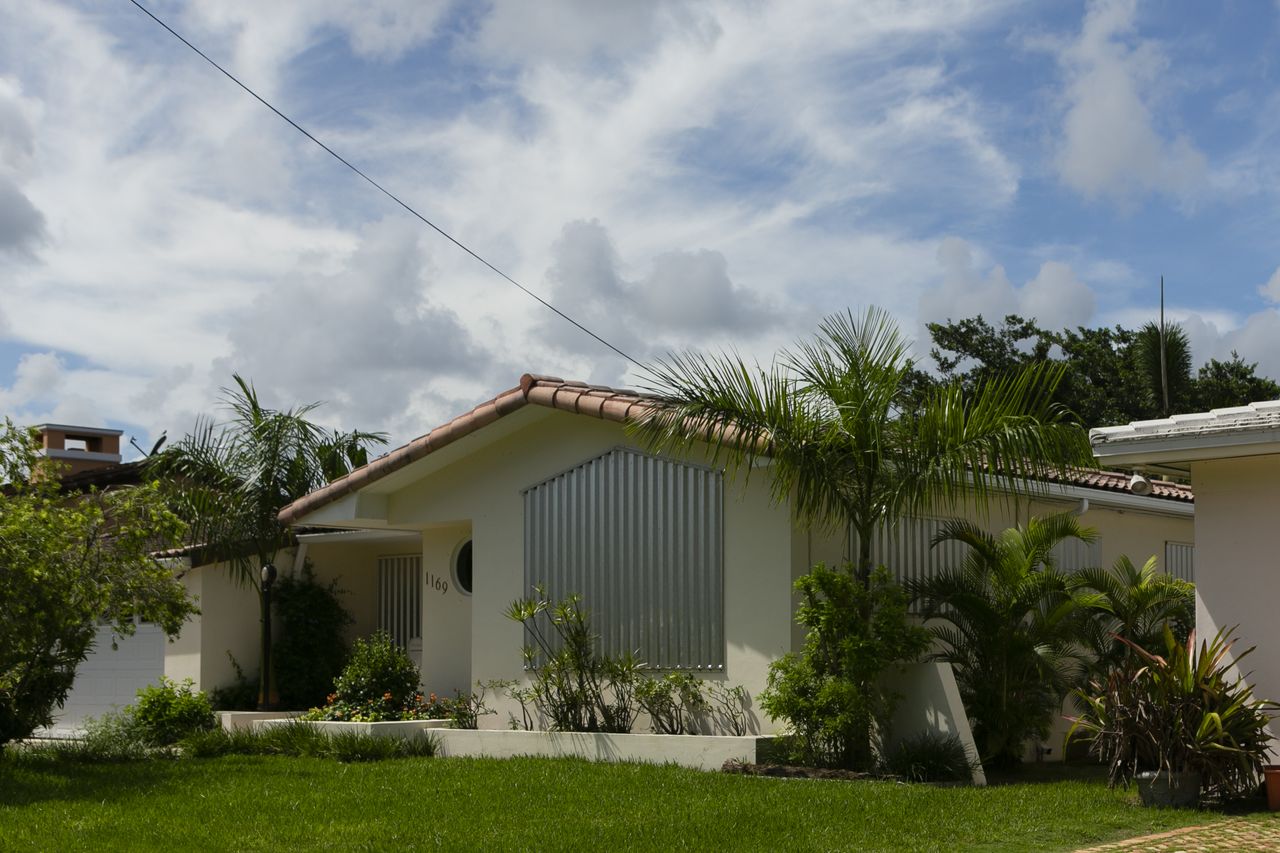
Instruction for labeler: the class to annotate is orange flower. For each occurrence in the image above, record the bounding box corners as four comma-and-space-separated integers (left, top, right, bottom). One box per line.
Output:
383, 691, 393, 701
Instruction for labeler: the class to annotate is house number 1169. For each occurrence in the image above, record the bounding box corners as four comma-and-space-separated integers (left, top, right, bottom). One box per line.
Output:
425, 572, 449, 595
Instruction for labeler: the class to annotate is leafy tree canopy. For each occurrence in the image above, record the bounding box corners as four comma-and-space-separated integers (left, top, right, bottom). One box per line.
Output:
0, 421, 194, 748
923, 314, 1280, 427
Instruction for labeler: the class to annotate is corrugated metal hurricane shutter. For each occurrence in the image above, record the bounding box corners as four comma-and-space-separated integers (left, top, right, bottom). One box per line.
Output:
1049, 537, 1101, 573
377, 555, 422, 649
1165, 541, 1195, 582
522, 447, 724, 670
856, 516, 971, 593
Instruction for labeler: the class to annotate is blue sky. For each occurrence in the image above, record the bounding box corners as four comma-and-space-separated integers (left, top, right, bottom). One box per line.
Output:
3, 0, 1280, 450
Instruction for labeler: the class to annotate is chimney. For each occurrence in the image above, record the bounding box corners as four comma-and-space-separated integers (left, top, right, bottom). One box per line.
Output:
34, 424, 124, 478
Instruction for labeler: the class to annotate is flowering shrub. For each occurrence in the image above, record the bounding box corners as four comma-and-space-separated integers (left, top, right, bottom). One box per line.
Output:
302, 631, 451, 722
302, 690, 452, 723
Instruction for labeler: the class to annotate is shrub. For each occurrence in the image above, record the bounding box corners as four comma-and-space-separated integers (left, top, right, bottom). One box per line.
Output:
332, 631, 419, 707
707, 683, 751, 736
911, 515, 1091, 769
1070, 555, 1196, 685
1068, 626, 1277, 803
636, 673, 708, 735
448, 683, 495, 730
272, 563, 353, 710
129, 677, 217, 746
760, 564, 929, 770
51, 712, 153, 762
178, 721, 437, 761
884, 733, 976, 783
303, 632, 447, 722
505, 587, 640, 733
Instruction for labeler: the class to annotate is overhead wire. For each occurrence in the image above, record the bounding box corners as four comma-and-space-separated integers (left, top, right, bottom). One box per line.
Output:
126, 0, 640, 368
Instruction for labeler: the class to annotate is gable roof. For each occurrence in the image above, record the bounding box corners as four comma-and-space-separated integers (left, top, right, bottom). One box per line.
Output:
278, 373, 1194, 525
278, 375, 657, 524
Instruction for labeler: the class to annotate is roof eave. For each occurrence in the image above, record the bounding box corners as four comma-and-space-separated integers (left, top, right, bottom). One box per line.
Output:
1091, 430, 1280, 472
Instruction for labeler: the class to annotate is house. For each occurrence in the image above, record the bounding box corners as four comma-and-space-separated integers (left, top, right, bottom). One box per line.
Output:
1091, 401, 1280, 743
272, 375, 1192, 733
50, 377, 1197, 742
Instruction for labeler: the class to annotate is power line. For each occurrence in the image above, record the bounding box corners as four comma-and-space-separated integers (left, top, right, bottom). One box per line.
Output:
126, 0, 640, 368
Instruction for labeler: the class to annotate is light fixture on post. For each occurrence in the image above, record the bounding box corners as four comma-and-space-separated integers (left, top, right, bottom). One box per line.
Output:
1128, 473, 1153, 496
258, 562, 278, 711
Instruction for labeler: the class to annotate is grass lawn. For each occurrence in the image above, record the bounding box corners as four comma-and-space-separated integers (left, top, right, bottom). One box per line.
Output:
0, 755, 1271, 852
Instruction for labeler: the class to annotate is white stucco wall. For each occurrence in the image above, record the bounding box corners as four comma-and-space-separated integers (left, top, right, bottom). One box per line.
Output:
165, 560, 259, 691
1190, 457, 1280, 727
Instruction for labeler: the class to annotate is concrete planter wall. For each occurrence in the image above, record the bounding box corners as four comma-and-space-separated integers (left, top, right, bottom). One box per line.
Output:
253, 718, 767, 770
432, 730, 765, 771
218, 711, 298, 732
253, 718, 451, 738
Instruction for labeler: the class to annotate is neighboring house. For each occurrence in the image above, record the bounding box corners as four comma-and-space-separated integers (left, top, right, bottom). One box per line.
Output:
46, 378, 1197, 739
1091, 401, 1280, 744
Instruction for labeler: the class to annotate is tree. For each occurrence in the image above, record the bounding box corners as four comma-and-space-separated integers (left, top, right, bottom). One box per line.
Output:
1070, 555, 1195, 683
910, 514, 1092, 769
153, 375, 386, 707
925, 314, 1280, 427
1193, 352, 1280, 411
636, 308, 1092, 770
1133, 322, 1193, 417
638, 307, 1094, 583
0, 421, 194, 748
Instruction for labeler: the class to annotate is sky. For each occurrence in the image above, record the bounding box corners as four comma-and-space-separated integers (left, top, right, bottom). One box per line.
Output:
3, 0, 1280, 453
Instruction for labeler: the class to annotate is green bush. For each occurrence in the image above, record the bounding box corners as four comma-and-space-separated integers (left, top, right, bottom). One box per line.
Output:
32, 712, 154, 763
884, 733, 976, 783
505, 587, 640, 733
130, 678, 217, 746
448, 683, 495, 730
636, 673, 708, 735
303, 632, 445, 722
273, 564, 353, 710
760, 564, 929, 770
332, 631, 419, 707
1068, 626, 1278, 803
178, 721, 437, 762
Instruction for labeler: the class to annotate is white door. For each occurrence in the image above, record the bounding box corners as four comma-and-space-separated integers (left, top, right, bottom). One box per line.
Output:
48, 624, 165, 733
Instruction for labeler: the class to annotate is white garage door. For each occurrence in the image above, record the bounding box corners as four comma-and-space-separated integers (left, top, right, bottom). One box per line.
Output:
47, 624, 165, 733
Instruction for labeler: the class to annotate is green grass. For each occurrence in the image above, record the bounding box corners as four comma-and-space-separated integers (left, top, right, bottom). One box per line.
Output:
0, 754, 1270, 852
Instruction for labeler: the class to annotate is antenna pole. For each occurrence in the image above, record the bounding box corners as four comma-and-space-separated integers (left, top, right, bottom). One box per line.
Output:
1160, 275, 1169, 417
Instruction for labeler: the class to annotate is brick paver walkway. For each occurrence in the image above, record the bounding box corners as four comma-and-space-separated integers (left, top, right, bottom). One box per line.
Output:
1075, 817, 1280, 852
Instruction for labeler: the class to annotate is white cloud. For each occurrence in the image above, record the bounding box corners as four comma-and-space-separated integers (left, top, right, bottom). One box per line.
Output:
918, 238, 1098, 334
1258, 266, 1280, 304
0, 0, 1052, 443
216, 217, 495, 439
1053, 0, 1206, 203
0, 77, 44, 254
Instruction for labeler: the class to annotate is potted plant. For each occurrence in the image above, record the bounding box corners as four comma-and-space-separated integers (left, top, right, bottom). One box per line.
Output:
1067, 626, 1276, 808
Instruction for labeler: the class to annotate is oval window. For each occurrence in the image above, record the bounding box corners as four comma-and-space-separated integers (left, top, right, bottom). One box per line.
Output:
454, 540, 473, 596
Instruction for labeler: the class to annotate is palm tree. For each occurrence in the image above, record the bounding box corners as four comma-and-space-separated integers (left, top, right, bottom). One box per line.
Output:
1071, 554, 1195, 682
911, 513, 1094, 768
153, 375, 386, 708
635, 307, 1095, 583
1134, 321, 1192, 417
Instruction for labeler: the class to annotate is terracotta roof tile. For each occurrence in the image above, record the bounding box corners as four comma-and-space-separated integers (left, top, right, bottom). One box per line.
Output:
277, 374, 1192, 525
